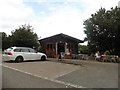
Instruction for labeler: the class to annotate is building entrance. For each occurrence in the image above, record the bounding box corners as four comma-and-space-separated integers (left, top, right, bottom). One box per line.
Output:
57, 43, 65, 54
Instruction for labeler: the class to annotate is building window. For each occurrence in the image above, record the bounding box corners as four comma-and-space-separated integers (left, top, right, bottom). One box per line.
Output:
50, 44, 52, 49
47, 43, 54, 50
47, 44, 50, 50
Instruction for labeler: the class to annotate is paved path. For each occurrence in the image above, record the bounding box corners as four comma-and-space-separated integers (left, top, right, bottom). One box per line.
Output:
2, 59, 119, 88
57, 61, 118, 88
48, 58, 118, 88
3, 61, 79, 79
0, 64, 2, 90
2, 66, 73, 88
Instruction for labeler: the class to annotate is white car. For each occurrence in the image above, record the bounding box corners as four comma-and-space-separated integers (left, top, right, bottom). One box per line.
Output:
3, 47, 47, 62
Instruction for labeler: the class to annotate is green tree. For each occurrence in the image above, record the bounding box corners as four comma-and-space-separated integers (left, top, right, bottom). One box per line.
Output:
84, 6, 120, 55
2, 32, 12, 50
0, 33, 2, 49
78, 45, 90, 54
11, 24, 40, 50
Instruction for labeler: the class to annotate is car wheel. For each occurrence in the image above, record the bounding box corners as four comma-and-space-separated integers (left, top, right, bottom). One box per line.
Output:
15, 56, 23, 63
41, 56, 46, 61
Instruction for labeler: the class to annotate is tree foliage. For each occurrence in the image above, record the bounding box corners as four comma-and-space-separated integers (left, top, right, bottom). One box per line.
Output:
2, 32, 12, 50
78, 45, 90, 54
84, 6, 120, 55
2, 24, 40, 50
11, 24, 39, 48
0, 33, 2, 49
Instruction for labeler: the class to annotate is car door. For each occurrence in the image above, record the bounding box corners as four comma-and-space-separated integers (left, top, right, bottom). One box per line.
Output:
21, 48, 31, 60
29, 49, 39, 60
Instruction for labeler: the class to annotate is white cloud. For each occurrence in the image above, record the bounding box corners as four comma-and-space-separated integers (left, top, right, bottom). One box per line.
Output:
80, 0, 119, 20
37, 6, 85, 40
0, 0, 119, 45
0, 0, 36, 35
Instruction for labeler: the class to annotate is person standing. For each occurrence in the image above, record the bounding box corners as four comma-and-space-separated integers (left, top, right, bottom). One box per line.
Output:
58, 52, 64, 61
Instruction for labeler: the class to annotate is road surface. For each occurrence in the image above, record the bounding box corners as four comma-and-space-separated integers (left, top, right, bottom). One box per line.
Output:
2, 60, 119, 88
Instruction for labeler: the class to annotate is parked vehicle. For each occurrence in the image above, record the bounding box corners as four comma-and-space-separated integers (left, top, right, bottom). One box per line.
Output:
2, 47, 47, 62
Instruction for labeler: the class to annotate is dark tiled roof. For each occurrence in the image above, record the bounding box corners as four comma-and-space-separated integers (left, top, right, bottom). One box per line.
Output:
39, 33, 84, 43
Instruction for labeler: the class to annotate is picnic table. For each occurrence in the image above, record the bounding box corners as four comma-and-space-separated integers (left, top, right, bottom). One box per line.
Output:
72, 54, 88, 60
100, 55, 119, 62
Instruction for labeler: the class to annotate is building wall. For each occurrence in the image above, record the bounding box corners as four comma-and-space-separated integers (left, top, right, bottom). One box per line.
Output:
41, 41, 79, 59
46, 42, 55, 58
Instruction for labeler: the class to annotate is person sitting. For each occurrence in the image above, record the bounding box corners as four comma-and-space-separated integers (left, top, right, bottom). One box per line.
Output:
95, 51, 101, 61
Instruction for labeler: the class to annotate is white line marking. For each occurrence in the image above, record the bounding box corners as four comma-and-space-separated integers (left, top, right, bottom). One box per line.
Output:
2, 64, 86, 88
54, 68, 80, 79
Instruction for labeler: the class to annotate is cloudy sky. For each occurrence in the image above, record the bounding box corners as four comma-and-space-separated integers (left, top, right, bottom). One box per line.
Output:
0, 0, 119, 45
